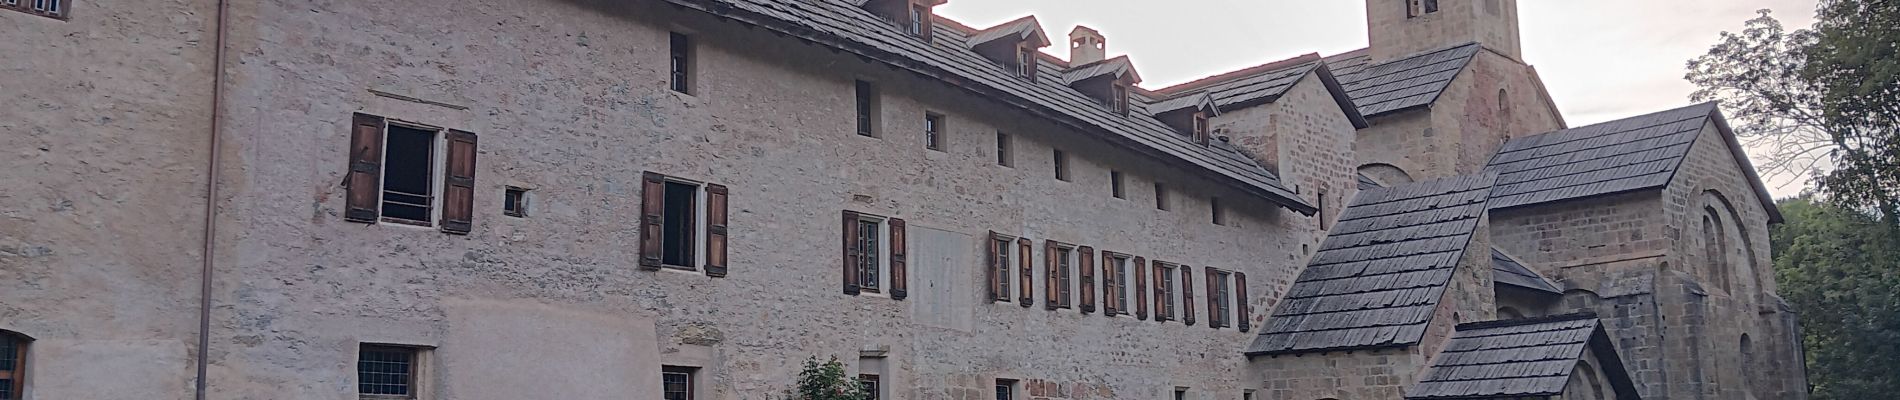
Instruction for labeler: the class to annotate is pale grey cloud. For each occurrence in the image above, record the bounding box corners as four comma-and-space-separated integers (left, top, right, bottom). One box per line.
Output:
938, 0, 1820, 197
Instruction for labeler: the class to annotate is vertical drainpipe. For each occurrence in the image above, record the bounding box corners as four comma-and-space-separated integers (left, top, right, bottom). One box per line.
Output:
197, 0, 230, 399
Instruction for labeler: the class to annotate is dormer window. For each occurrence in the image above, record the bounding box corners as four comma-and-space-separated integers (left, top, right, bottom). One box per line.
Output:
1111, 83, 1129, 115
1193, 112, 1210, 144
1016, 46, 1038, 81
863, 0, 941, 42
907, 4, 930, 39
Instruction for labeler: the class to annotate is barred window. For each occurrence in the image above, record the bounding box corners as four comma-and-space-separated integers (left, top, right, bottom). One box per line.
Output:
0, 332, 26, 400
663, 366, 696, 400
358, 345, 417, 399
859, 374, 881, 400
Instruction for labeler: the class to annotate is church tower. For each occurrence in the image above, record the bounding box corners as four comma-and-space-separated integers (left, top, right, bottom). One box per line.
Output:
1366, 0, 1521, 61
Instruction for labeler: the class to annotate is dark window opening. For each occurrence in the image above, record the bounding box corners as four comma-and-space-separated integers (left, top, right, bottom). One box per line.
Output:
381, 125, 436, 225
503, 187, 528, 218
1110, 171, 1125, 199
1211, 197, 1226, 225
1053, 150, 1069, 181
856, 80, 878, 137
1155, 182, 1170, 210
855, 218, 882, 292
996, 132, 1013, 167
1424, 0, 1439, 13
1056, 247, 1073, 308
860, 374, 881, 400
1, 332, 25, 400
995, 379, 1017, 400
1173, 388, 1188, 400
663, 366, 697, 400
1193, 112, 1210, 144
358, 345, 417, 399
993, 237, 1012, 302
1317, 188, 1328, 230
661, 181, 699, 268
670, 32, 693, 94
925, 113, 945, 151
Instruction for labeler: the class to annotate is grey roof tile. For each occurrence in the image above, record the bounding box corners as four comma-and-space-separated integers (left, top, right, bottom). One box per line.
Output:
1492, 248, 1560, 294
665, 0, 1313, 212
1404, 316, 1607, 399
1326, 43, 1482, 118
1485, 103, 1719, 210
1246, 174, 1496, 356
965, 15, 1048, 48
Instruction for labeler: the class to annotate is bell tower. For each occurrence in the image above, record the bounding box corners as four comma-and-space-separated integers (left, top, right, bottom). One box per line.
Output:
1366, 0, 1521, 61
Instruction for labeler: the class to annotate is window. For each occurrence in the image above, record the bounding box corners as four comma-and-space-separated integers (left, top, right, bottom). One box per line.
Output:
995, 379, 1018, 400
1155, 182, 1170, 210
924, 113, 945, 151
1702, 208, 1732, 292
1108, 254, 1130, 314
1212, 270, 1233, 328
1498, 89, 1511, 118
1016, 46, 1038, 81
1211, 197, 1226, 225
1424, 0, 1439, 13
640, 172, 729, 275
855, 217, 883, 293
1053, 149, 1070, 181
1111, 83, 1130, 115
663, 366, 697, 400
1157, 263, 1177, 320
1192, 112, 1210, 144
1, 332, 27, 400
843, 211, 905, 298
1173, 387, 1188, 400
1055, 246, 1074, 308
856, 80, 878, 137
669, 32, 693, 94
859, 374, 881, 400
991, 235, 1013, 303
358, 345, 419, 399
502, 187, 528, 218
906, 5, 927, 37
1243, 390, 1255, 400
996, 132, 1013, 167
10, 0, 65, 19
1110, 171, 1126, 199
1317, 188, 1328, 230
344, 114, 478, 234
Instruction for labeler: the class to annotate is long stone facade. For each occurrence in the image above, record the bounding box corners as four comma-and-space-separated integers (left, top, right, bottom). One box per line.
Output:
0, 0, 1806, 399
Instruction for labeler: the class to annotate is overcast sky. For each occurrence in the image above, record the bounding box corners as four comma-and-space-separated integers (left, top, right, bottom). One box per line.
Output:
938, 0, 1821, 196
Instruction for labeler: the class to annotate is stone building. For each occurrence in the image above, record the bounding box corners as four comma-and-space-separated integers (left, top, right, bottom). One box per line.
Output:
0, 0, 1805, 399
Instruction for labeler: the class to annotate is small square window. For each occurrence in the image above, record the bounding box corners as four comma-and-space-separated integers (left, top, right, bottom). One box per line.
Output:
996, 132, 1013, 167
924, 113, 945, 151
503, 187, 528, 218
1110, 170, 1125, 199
663, 366, 697, 400
358, 344, 419, 399
1053, 150, 1070, 182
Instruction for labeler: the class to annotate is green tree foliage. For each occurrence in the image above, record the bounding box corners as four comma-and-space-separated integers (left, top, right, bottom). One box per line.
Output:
782, 356, 870, 400
1686, 4, 1900, 233
1771, 197, 1900, 399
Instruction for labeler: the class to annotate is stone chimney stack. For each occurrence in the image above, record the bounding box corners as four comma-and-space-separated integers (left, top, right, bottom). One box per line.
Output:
1068, 26, 1106, 65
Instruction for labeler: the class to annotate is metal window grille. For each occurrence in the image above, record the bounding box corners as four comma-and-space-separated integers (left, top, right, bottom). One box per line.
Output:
0, 334, 16, 400
663, 368, 694, 400
856, 219, 881, 291
358, 345, 415, 398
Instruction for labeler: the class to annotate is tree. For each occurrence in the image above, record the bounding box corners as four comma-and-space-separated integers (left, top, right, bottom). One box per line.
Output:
1686, 5, 1900, 234
1770, 197, 1900, 400
782, 356, 871, 400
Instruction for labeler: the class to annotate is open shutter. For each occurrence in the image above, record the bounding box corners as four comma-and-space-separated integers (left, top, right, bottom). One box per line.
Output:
1134, 257, 1149, 320
1017, 238, 1033, 307
1207, 268, 1222, 328
1101, 254, 1118, 316
888, 218, 907, 300
1153, 264, 1169, 321
842, 211, 861, 295
344, 113, 386, 223
1044, 241, 1059, 310
639, 172, 667, 269
1181, 266, 1196, 326
1237, 271, 1251, 332
1079, 246, 1096, 314
704, 184, 730, 277
440, 130, 478, 234
987, 232, 1005, 302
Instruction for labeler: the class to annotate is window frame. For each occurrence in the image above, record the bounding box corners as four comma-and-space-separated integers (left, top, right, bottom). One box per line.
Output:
376, 120, 447, 228
1110, 170, 1126, 199
357, 344, 425, 400
1155, 182, 1170, 210
12, 0, 68, 20
0, 331, 27, 400
906, 4, 928, 38
855, 80, 880, 137
995, 132, 1014, 167
1111, 83, 1130, 115
652, 174, 714, 272
1055, 245, 1075, 309
662, 365, 698, 400
1212, 269, 1233, 328
859, 374, 881, 400
502, 186, 529, 218
1108, 253, 1131, 315
669, 32, 694, 95
1210, 196, 1226, 225
847, 212, 893, 295
924, 112, 946, 151
991, 234, 1015, 303
995, 378, 1019, 400
1015, 45, 1038, 81
1156, 263, 1177, 320
1052, 149, 1070, 181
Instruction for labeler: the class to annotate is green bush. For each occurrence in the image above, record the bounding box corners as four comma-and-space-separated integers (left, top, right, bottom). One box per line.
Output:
782, 356, 871, 400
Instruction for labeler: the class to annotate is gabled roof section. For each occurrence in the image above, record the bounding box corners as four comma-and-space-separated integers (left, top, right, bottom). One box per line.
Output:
1246, 174, 1497, 356
1063, 55, 1141, 85
1326, 43, 1482, 118
1405, 314, 1643, 400
1491, 248, 1560, 295
661, 0, 1313, 214
1483, 102, 1781, 222
1146, 91, 1220, 117
1148, 53, 1369, 128
966, 15, 1049, 49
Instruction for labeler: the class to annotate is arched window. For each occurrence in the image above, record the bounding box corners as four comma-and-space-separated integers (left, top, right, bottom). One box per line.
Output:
0, 330, 28, 400
1498, 89, 1511, 118
1703, 207, 1732, 292
1742, 334, 1758, 398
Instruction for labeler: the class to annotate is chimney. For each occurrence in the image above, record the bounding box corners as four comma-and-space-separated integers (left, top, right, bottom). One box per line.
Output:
1068, 26, 1106, 65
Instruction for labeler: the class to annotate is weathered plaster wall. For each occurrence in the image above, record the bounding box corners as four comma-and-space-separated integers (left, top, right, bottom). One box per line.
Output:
0, 1, 215, 399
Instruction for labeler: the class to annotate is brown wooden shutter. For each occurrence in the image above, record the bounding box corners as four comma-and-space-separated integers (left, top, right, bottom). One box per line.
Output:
440, 130, 478, 234
1079, 246, 1096, 314
1181, 265, 1196, 326
1153, 263, 1169, 321
1044, 240, 1059, 310
1236, 271, 1251, 332
639, 172, 667, 270
704, 184, 730, 277
1101, 253, 1118, 316
1017, 238, 1033, 307
1134, 257, 1149, 320
988, 232, 1005, 302
1207, 268, 1223, 329
888, 218, 907, 300
842, 211, 862, 295
344, 113, 386, 223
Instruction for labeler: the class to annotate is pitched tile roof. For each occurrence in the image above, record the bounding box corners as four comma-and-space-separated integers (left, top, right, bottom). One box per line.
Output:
1326, 43, 1482, 118
1149, 53, 1368, 128
1145, 92, 1219, 117
1491, 248, 1560, 294
1062, 55, 1141, 85
1484, 103, 1710, 210
1246, 174, 1496, 356
1405, 314, 1642, 400
662, 0, 1313, 213
964, 15, 1048, 49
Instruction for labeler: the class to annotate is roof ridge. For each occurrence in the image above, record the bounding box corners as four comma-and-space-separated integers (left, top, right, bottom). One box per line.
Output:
1151, 53, 1323, 95
1455, 312, 1599, 331
1510, 102, 1718, 145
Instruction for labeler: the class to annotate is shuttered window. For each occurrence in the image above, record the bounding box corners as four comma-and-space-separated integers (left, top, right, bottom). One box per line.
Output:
1078, 246, 1096, 313
1210, 269, 1232, 329
1045, 242, 1073, 309
989, 233, 1012, 303
843, 211, 906, 299
1155, 263, 1176, 321
342, 113, 476, 235
1180, 265, 1196, 325
1133, 256, 1149, 320
1104, 254, 1129, 315
638, 172, 730, 276
1236, 271, 1251, 332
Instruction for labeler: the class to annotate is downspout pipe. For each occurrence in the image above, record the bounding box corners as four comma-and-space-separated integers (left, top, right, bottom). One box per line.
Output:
197, 0, 230, 399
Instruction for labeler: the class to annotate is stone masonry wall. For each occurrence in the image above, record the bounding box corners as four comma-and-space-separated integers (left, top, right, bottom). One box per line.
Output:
1351, 50, 1564, 182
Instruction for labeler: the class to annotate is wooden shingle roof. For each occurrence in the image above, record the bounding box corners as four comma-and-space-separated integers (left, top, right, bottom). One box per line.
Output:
1246, 174, 1496, 356
1405, 314, 1643, 400
660, 0, 1314, 213
1326, 43, 1482, 117
1491, 248, 1559, 294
